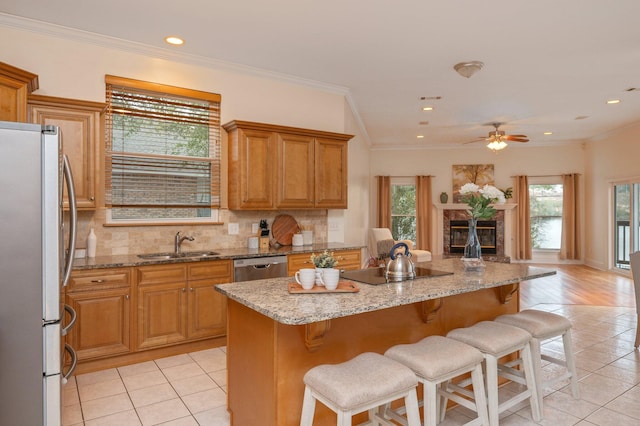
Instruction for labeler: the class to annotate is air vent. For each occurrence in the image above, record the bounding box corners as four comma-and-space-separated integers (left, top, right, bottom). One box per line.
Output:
575, 116, 589, 120
420, 96, 442, 100
419, 121, 429, 125
625, 87, 639, 92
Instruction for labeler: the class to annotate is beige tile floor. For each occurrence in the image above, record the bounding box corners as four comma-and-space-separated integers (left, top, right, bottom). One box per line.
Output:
63, 304, 640, 425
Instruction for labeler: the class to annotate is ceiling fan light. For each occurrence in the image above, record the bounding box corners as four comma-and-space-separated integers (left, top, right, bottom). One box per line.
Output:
453, 61, 484, 78
487, 140, 508, 151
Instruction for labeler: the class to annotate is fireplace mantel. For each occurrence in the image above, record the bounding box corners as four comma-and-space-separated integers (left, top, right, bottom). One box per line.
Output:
433, 203, 517, 258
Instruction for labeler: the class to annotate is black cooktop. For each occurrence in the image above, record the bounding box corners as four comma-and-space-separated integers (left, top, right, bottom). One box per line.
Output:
341, 266, 453, 285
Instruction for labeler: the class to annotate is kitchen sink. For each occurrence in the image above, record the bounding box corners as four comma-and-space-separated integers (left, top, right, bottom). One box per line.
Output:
138, 251, 220, 260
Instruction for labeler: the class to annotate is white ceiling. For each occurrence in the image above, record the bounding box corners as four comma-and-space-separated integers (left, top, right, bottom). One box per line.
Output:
3, 0, 640, 149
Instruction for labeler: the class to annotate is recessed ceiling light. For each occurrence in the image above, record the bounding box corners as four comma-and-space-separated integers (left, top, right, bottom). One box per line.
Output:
422, 106, 434, 111
417, 135, 425, 139
165, 36, 184, 45
543, 132, 553, 135
607, 99, 621, 104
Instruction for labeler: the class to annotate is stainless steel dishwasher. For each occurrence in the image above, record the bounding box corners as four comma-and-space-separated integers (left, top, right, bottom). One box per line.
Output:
233, 255, 288, 282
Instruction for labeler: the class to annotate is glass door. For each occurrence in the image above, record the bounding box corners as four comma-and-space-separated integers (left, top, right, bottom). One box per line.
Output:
614, 183, 631, 269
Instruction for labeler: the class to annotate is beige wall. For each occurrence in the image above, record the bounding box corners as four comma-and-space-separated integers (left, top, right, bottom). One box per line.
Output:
369, 143, 587, 261
584, 121, 640, 270
0, 22, 373, 255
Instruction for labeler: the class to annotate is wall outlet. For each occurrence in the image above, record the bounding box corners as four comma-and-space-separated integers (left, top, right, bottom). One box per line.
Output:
228, 222, 240, 235
252, 223, 259, 234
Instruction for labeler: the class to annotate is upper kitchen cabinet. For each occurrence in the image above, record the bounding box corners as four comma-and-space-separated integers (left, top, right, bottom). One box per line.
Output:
28, 95, 105, 210
223, 120, 353, 210
0, 62, 38, 122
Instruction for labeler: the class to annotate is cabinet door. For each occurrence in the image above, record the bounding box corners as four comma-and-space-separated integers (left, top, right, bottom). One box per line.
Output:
28, 96, 104, 210
188, 279, 227, 339
0, 62, 38, 122
276, 133, 315, 208
66, 288, 131, 360
315, 138, 348, 208
137, 282, 188, 350
230, 128, 276, 209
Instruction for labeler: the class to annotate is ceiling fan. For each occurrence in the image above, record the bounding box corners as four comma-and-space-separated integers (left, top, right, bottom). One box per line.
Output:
466, 123, 529, 151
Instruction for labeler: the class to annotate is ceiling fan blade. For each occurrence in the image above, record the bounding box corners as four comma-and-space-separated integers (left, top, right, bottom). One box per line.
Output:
462, 137, 486, 145
507, 134, 527, 138
504, 135, 529, 142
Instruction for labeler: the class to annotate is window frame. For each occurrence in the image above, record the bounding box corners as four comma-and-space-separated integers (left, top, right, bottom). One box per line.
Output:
390, 177, 417, 245
528, 176, 563, 252
104, 75, 222, 225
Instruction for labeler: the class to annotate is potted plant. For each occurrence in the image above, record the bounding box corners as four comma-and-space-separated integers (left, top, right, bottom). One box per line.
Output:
310, 250, 338, 285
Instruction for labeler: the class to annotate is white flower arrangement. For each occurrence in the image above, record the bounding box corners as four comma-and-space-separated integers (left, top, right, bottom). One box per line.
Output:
459, 183, 506, 220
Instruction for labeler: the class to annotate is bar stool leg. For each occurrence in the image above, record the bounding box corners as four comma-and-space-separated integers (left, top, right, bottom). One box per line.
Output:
521, 343, 542, 422
300, 386, 316, 426
485, 354, 500, 426
528, 336, 545, 410
563, 331, 580, 399
404, 388, 421, 426
470, 364, 490, 426
424, 381, 438, 426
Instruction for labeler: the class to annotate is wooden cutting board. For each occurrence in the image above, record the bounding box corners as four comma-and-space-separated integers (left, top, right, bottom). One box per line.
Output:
271, 214, 300, 246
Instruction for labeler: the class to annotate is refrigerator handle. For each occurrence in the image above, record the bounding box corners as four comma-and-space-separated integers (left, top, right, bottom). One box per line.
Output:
62, 155, 77, 287
62, 343, 77, 384
62, 304, 77, 336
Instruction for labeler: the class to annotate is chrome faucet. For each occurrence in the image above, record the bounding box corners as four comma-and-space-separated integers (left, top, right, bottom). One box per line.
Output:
174, 231, 194, 254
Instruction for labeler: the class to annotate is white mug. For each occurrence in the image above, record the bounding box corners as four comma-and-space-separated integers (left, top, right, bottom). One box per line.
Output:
295, 268, 317, 290
320, 268, 340, 290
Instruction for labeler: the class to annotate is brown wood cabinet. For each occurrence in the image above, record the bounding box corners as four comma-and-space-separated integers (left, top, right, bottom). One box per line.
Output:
0, 62, 38, 122
66, 268, 133, 361
136, 260, 232, 350
287, 249, 362, 276
224, 120, 353, 210
28, 95, 104, 210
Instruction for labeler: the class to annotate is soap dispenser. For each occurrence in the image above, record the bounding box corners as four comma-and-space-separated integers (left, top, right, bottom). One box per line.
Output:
87, 228, 97, 258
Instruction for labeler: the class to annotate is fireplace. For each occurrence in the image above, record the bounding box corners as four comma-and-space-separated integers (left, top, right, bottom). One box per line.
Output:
449, 220, 497, 255
442, 209, 507, 259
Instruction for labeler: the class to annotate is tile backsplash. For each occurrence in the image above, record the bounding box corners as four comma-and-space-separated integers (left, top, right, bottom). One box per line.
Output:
75, 209, 328, 257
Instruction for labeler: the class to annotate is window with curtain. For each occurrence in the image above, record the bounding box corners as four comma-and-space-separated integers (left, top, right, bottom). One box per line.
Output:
390, 177, 416, 243
529, 181, 563, 250
105, 76, 221, 222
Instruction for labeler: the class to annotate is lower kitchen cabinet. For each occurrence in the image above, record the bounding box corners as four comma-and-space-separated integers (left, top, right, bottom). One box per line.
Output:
136, 260, 232, 350
287, 249, 362, 276
66, 267, 133, 360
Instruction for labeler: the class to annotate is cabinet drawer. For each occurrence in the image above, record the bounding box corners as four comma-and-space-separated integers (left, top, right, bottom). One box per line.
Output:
287, 253, 314, 275
138, 264, 187, 285
188, 260, 233, 281
69, 268, 132, 291
333, 250, 362, 270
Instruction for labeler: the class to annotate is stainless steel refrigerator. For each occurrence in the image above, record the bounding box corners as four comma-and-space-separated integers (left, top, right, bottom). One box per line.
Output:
0, 121, 78, 425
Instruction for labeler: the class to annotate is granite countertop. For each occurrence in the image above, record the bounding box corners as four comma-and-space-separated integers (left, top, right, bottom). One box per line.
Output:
72, 242, 364, 270
214, 258, 556, 326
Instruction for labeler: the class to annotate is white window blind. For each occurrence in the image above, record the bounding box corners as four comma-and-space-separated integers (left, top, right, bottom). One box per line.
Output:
105, 76, 221, 219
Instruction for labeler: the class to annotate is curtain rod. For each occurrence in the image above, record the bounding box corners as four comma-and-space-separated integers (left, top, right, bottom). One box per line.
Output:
375, 175, 436, 178
509, 173, 581, 178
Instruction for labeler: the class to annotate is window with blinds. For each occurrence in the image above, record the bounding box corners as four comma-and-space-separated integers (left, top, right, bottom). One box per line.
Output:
105, 76, 221, 221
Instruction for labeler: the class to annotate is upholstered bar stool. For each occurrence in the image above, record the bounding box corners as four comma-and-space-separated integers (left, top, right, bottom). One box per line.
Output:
447, 321, 541, 426
384, 335, 489, 426
300, 352, 421, 426
495, 309, 580, 411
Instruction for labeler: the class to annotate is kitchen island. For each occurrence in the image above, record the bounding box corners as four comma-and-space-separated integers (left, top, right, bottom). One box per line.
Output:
215, 258, 555, 426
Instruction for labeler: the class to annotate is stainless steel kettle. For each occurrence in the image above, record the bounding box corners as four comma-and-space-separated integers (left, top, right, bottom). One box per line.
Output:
384, 242, 416, 282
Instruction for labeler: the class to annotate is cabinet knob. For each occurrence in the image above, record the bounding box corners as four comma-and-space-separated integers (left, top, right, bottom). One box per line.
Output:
182, 288, 186, 292
190, 287, 194, 292
91, 279, 106, 283
89, 196, 95, 201
125, 294, 129, 300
